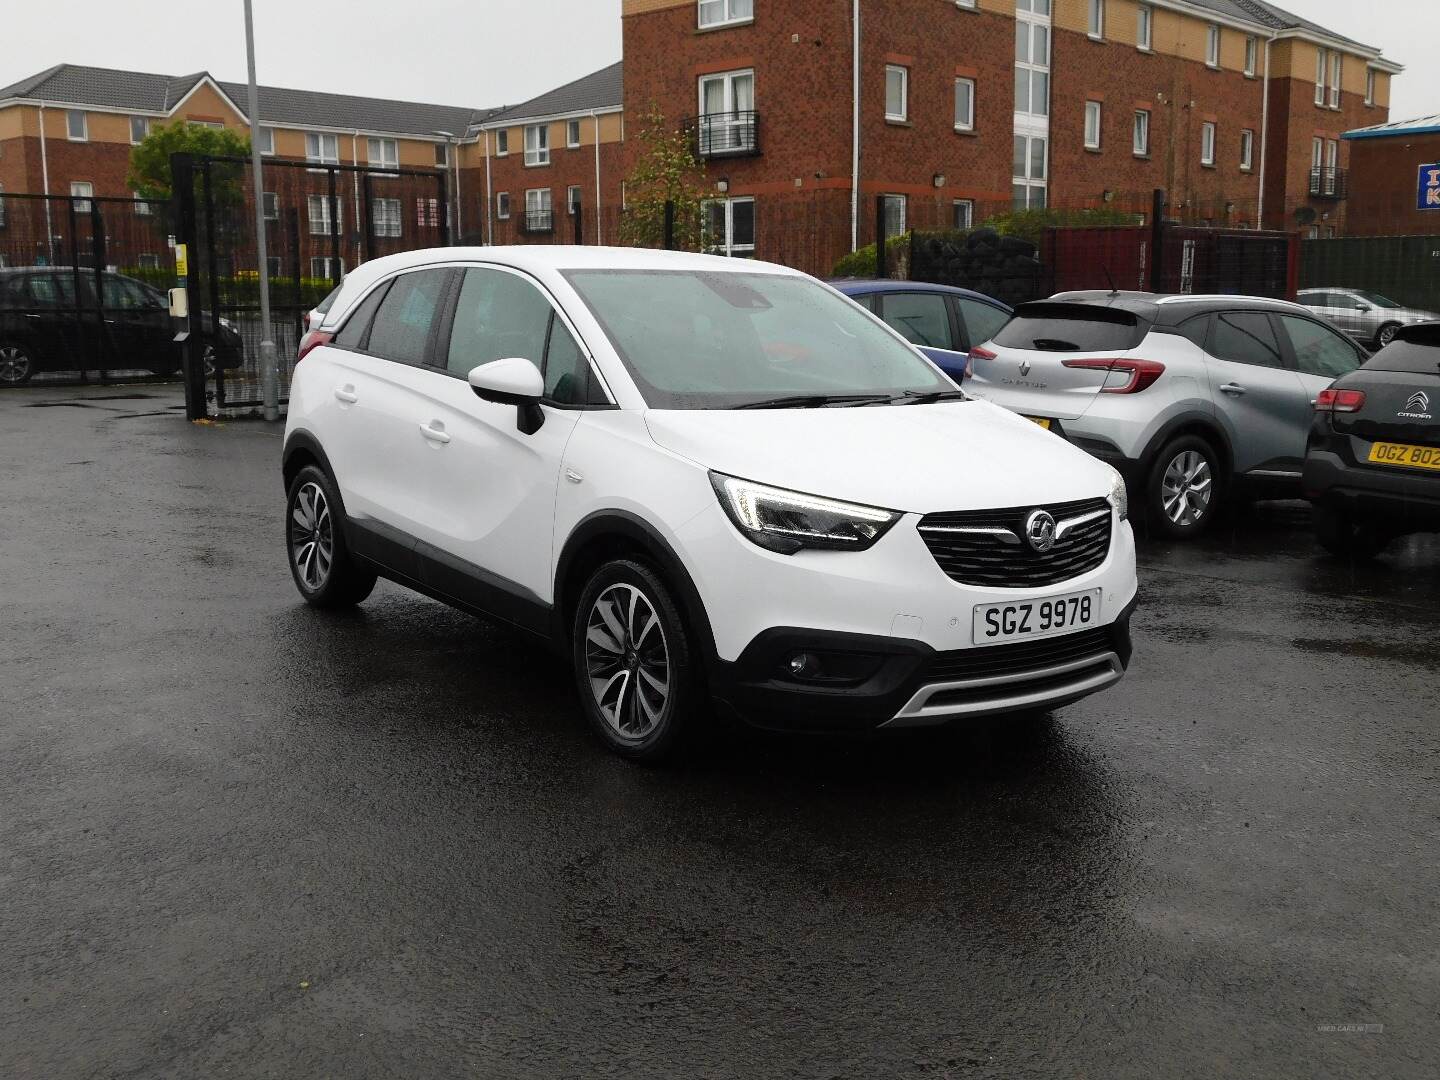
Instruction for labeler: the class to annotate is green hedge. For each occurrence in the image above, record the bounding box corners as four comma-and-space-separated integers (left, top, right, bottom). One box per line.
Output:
119, 267, 336, 307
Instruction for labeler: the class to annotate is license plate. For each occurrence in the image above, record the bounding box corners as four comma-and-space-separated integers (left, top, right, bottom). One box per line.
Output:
1025, 416, 1053, 431
973, 589, 1102, 646
1368, 441, 1440, 472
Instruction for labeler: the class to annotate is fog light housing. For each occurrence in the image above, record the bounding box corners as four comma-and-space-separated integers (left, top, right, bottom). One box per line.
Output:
779, 650, 886, 687
789, 652, 821, 679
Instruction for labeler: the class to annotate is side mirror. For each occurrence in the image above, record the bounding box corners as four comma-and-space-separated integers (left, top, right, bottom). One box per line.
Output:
468, 357, 545, 434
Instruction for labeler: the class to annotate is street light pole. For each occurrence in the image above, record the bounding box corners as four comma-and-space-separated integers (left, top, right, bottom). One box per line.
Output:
432, 129, 461, 242
243, 0, 278, 421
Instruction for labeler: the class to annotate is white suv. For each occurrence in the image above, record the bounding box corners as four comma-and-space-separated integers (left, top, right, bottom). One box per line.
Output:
282, 248, 1138, 760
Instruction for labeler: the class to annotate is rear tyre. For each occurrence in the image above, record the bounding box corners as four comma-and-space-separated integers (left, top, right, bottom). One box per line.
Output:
1375, 323, 1400, 350
572, 558, 705, 763
1145, 435, 1221, 539
1314, 504, 1392, 561
285, 465, 376, 608
0, 343, 36, 385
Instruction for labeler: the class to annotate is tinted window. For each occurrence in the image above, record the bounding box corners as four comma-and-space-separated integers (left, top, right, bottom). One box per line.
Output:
1174, 314, 1211, 348
27, 274, 76, 307
851, 293, 876, 312
366, 269, 449, 365
1365, 327, 1440, 375
544, 319, 599, 405
314, 284, 343, 316
1297, 292, 1327, 308
447, 267, 552, 377
993, 309, 1144, 352
1210, 312, 1283, 368
101, 275, 150, 310
333, 281, 391, 350
1279, 315, 1361, 379
956, 297, 1011, 346
881, 292, 953, 349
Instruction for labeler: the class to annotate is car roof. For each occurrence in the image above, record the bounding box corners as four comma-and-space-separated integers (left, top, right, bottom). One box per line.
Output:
1039, 290, 1310, 326
828, 278, 1011, 309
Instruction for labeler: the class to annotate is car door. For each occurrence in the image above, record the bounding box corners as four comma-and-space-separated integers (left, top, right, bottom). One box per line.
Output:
397, 264, 591, 620
1202, 310, 1314, 476
876, 290, 968, 381
98, 274, 167, 368
23, 272, 89, 371
1276, 313, 1365, 403
1325, 291, 1367, 341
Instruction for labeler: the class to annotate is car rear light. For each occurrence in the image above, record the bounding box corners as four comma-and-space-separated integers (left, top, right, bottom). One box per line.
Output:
1061, 358, 1166, 394
1315, 388, 1366, 413
966, 345, 996, 379
296, 329, 333, 363
302, 310, 312, 333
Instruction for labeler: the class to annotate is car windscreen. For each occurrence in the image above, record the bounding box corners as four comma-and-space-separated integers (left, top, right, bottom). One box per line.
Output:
991, 304, 1147, 352
1365, 324, 1440, 375
1356, 291, 1402, 310
562, 269, 950, 409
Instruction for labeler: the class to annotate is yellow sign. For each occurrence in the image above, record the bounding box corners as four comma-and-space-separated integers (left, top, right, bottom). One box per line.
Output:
175, 244, 188, 278
1368, 441, 1440, 471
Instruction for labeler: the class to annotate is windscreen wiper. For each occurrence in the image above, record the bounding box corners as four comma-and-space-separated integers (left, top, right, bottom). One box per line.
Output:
1032, 338, 1081, 351
892, 389, 969, 405
734, 393, 893, 409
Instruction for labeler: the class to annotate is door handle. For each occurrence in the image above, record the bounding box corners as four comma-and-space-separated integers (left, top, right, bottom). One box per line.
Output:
1219, 383, 1247, 396
419, 422, 451, 445
333, 386, 358, 404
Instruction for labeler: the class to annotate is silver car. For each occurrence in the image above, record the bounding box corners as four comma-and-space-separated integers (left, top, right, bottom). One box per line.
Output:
1296, 288, 1440, 350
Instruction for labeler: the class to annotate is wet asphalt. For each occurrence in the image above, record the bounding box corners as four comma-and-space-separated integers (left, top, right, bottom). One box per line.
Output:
2, 383, 1438, 1079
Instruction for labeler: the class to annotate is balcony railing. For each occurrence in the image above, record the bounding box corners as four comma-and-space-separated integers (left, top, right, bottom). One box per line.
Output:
1309, 166, 1348, 200
685, 111, 760, 159
520, 209, 554, 234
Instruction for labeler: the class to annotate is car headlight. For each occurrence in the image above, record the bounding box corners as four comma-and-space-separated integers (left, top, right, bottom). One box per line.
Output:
710, 472, 900, 555
1108, 469, 1129, 522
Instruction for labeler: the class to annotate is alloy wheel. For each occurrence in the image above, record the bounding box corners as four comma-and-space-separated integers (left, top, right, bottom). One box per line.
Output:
289, 481, 334, 591
1378, 325, 1398, 347
0, 345, 32, 383
203, 345, 218, 379
584, 583, 671, 742
1161, 450, 1213, 528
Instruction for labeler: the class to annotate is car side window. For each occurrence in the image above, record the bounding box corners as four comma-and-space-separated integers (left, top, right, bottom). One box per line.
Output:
333, 281, 392, 350
956, 298, 1011, 347
446, 267, 551, 378
365, 269, 450, 366
852, 294, 876, 312
1210, 311, 1284, 369
1279, 315, 1361, 379
544, 319, 605, 405
881, 292, 953, 350
1175, 314, 1211, 348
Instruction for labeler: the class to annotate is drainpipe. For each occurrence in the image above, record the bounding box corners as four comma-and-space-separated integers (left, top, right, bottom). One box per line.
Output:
453, 137, 463, 239
484, 130, 493, 245
1257, 32, 1278, 230
592, 110, 603, 245
38, 103, 54, 258
352, 131, 362, 266
850, 0, 861, 252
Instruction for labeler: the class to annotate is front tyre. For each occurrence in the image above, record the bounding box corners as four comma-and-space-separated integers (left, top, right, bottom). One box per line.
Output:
285, 465, 376, 607
1375, 323, 1400, 350
1146, 435, 1220, 539
0, 342, 36, 385
1314, 504, 1392, 561
572, 559, 703, 762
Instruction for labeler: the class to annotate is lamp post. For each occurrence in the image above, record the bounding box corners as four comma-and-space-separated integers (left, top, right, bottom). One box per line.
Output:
433, 129, 462, 242
242, 0, 277, 421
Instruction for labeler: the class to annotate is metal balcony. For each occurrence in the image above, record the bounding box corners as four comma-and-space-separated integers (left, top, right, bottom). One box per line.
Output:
685, 111, 760, 159
1309, 167, 1348, 200
519, 209, 554, 234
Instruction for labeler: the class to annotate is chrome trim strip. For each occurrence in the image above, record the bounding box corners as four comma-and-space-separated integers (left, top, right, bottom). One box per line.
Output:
882, 651, 1124, 728
1053, 507, 1111, 540
917, 525, 1022, 544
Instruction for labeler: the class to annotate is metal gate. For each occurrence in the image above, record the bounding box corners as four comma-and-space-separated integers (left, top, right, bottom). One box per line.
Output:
171, 153, 451, 416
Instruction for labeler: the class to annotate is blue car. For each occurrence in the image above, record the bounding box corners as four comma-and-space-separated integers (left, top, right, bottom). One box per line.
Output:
830, 280, 1013, 383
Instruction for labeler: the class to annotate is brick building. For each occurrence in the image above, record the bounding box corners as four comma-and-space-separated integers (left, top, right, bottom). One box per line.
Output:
1342, 114, 1440, 237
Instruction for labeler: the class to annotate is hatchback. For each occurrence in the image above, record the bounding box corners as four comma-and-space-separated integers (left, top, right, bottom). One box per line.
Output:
283, 248, 1137, 760
830, 280, 1012, 382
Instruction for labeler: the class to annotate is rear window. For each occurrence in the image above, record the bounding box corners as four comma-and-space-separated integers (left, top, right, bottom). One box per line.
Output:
993, 304, 1145, 352
1365, 324, 1440, 375
314, 285, 342, 316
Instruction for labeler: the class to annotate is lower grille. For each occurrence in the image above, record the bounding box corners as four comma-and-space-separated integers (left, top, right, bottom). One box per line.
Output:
918, 497, 1112, 588
927, 625, 1114, 683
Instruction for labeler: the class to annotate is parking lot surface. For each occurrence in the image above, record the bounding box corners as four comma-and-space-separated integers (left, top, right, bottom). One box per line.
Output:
3, 383, 1438, 1079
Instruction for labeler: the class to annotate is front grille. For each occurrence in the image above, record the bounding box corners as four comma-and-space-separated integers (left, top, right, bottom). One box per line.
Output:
927, 625, 1113, 683
918, 497, 1112, 588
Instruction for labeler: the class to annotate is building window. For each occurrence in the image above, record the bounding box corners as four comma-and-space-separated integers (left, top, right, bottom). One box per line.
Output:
566, 119, 582, 148
881, 194, 906, 238
1137, 5, 1152, 50
1315, 49, 1327, 106
568, 185, 582, 216
1015, 0, 1051, 13
1206, 25, 1221, 69
266, 256, 282, 278
257, 127, 274, 155
1329, 52, 1341, 109
129, 116, 149, 145
70, 181, 93, 212
496, 191, 511, 219
310, 257, 344, 281
524, 124, 550, 166
307, 193, 342, 235
1365, 68, 1376, 106
699, 69, 756, 153
262, 192, 279, 221
416, 197, 440, 228
1312, 136, 1324, 172
702, 196, 756, 256
1240, 129, 1254, 171
373, 197, 402, 238
1015, 16, 1050, 117
1084, 101, 1102, 150
952, 199, 974, 229
0, 183, 5, 229
1244, 37, 1258, 78
435, 142, 449, 167
1087, 0, 1104, 39
525, 188, 553, 230
368, 137, 399, 172
305, 132, 339, 166
954, 78, 975, 132
885, 65, 908, 122
1201, 122, 1216, 166
138, 253, 160, 270
1012, 135, 1047, 209
134, 196, 152, 216
67, 110, 88, 142
697, 0, 752, 29
1133, 110, 1150, 156
188, 120, 224, 130
495, 130, 509, 156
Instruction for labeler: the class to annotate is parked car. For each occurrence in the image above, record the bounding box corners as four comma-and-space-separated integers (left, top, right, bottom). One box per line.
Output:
0, 267, 242, 385
1297, 287, 1440, 350
830, 280, 1012, 382
282, 248, 1138, 761
966, 291, 1368, 538
1303, 322, 1440, 558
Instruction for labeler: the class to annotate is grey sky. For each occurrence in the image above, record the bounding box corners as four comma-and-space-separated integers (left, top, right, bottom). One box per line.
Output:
0, 0, 1434, 122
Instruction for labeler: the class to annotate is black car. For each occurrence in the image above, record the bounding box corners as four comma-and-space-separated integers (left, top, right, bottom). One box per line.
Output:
1303, 323, 1440, 558
0, 267, 242, 385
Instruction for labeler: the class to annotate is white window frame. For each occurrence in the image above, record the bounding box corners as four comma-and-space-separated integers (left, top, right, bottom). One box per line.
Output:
1014, 12, 1050, 119
881, 193, 907, 238
372, 197, 402, 238
1201, 122, 1216, 166
367, 137, 399, 172
567, 185, 582, 216
524, 124, 550, 167
70, 181, 93, 212
1240, 129, 1254, 171
257, 126, 274, 156
67, 110, 88, 142
954, 77, 975, 132
1133, 110, 1151, 156
1329, 52, 1341, 109
188, 120, 224, 131
1315, 49, 1327, 106
566, 119, 582, 148
1244, 37, 1258, 78
1087, 0, 1104, 40
496, 191, 511, 220
698, 69, 756, 153
885, 65, 909, 122
953, 199, 974, 230
307, 193, 343, 236
1137, 5, 1153, 51
1312, 136, 1324, 170
1206, 24, 1221, 69
134, 196, 152, 216
129, 116, 149, 145
262, 191, 279, 221
305, 132, 340, 167
495, 130, 509, 157
703, 196, 756, 257
310, 256, 344, 281
138, 253, 160, 271
1365, 68, 1376, 106
697, 0, 752, 30
1084, 100, 1102, 150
